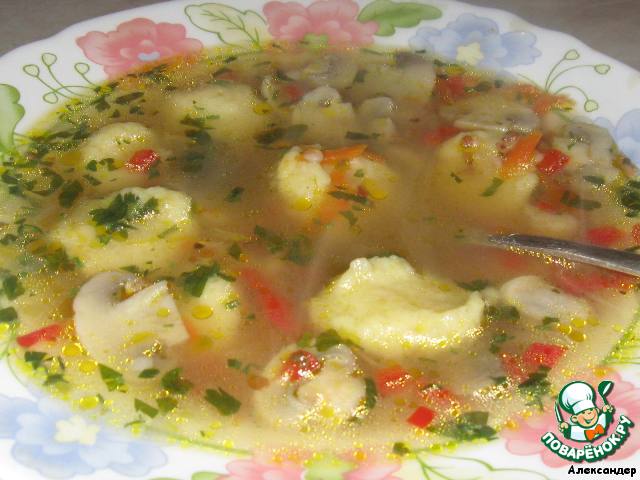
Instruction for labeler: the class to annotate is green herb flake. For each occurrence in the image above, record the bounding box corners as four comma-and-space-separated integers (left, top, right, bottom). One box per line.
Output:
181, 263, 228, 297
114, 91, 144, 105
0, 307, 18, 323
138, 368, 160, 379
442, 411, 497, 442
346, 131, 370, 140
456, 279, 488, 291
329, 190, 370, 205
3, 275, 25, 300
156, 396, 178, 413
90, 192, 159, 239
392, 442, 411, 456
315, 329, 351, 352
537, 316, 560, 330
161, 368, 193, 395
24, 351, 47, 370
485, 305, 520, 322
364, 377, 377, 410
560, 190, 601, 211
489, 332, 511, 354
254, 225, 286, 253
518, 366, 551, 411
450, 172, 463, 183
98, 364, 125, 391
58, 180, 83, 208
134, 398, 158, 418
226, 186, 245, 203
480, 177, 504, 197
204, 388, 241, 416
284, 235, 312, 265
227, 358, 243, 370
583, 175, 605, 187
340, 210, 358, 227
228, 242, 242, 260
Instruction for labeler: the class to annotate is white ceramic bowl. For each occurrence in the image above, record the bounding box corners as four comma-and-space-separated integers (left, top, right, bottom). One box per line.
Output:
1, 1, 639, 479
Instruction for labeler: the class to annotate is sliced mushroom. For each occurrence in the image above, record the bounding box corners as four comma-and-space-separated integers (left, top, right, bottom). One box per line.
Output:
73, 271, 188, 370
500, 275, 592, 324
440, 93, 540, 134
253, 344, 366, 428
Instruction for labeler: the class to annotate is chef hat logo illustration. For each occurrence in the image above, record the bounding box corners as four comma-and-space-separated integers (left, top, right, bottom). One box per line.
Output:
559, 381, 597, 415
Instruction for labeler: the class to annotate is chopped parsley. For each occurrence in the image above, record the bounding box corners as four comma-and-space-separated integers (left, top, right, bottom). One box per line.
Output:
134, 398, 158, 418
518, 366, 551, 411
156, 396, 178, 413
138, 368, 160, 379
254, 226, 312, 265
489, 332, 511, 354
0, 307, 18, 323
346, 131, 370, 140
181, 263, 234, 297
98, 364, 125, 391
485, 305, 520, 322
161, 368, 193, 395
89, 192, 158, 241
583, 175, 605, 187
441, 411, 497, 441
3, 274, 24, 300
456, 279, 488, 291
58, 180, 83, 208
228, 242, 242, 260
204, 388, 241, 415
618, 179, 640, 216
392, 442, 411, 456
315, 329, 352, 352
364, 377, 377, 410
226, 186, 245, 202
480, 177, 504, 197
24, 351, 47, 369
560, 190, 601, 211
114, 91, 144, 105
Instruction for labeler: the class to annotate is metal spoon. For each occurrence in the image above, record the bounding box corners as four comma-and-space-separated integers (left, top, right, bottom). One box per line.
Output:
486, 234, 640, 277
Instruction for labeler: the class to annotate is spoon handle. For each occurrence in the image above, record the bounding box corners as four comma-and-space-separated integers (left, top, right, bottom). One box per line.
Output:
487, 234, 640, 277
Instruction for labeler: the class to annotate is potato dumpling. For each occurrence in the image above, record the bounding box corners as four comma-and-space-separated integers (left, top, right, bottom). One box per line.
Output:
253, 343, 366, 428
82, 121, 159, 168
275, 146, 331, 212
177, 276, 242, 345
165, 84, 269, 141
73, 271, 188, 371
275, 145, 397, 212
292, 86, 356, 145
430, 131, 539, 224
349, 56, 435, 103
51, 186, 193, 274
310, 256, 485, 359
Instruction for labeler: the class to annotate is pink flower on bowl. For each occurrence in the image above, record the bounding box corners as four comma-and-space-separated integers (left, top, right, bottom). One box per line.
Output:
502, 372, 640, 467
76, 18, 203, 78
220, 459, 303, 480
344, 463, 402, 480
263, 0, 378, 46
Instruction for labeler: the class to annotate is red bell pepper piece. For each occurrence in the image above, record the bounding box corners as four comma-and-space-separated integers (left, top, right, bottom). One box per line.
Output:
536, 149, 569, 175
522, 343, 566, 371
375, 365, 413, 397
126, 149, 160, 172
434, 76, 467, 103
281, 350, 322, 382
423, 126, 460, 146
585, 226, 624, 247
17, 324, 64, 348
407, 406, 436, 428
239, 268, 298, 335
633, 224, 640, 245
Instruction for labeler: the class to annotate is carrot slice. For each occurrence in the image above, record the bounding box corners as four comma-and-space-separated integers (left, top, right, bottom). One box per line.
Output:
322, 144, 367, 164
317, 197, 350, 224
240, 268, 298, 336
500, 132, 543, 178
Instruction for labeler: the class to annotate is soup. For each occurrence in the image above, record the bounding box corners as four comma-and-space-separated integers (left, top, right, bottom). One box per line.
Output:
2, 44, 638, 458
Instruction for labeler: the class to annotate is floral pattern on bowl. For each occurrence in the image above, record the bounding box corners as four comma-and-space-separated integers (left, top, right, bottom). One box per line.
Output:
1, 1, 639, 479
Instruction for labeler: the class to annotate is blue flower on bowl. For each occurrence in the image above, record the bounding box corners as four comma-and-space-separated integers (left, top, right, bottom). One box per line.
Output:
0, 394, 167, 479
409, 13, 541, 69
596, 109, 640, 165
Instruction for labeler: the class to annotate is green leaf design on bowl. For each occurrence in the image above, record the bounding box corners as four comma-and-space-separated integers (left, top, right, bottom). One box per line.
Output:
358, 0, 442, 36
